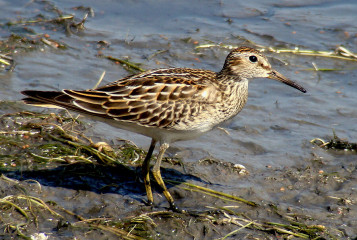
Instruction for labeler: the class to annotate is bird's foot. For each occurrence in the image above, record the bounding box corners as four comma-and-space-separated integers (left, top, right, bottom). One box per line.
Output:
144, 200, 153, 206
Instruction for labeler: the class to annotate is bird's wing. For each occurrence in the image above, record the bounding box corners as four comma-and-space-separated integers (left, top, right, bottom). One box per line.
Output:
22, 68, 220, 128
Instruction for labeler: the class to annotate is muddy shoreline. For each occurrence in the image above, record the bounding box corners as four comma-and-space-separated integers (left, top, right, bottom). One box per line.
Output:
1, 111, 354, 239
1, 0, 357, 239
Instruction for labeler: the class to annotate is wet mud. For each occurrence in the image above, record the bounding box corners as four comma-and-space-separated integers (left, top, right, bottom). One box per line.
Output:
0, 109, 355, 239
1, 0, 357, 239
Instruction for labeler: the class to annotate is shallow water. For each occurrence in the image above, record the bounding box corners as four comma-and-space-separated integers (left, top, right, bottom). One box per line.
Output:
1, 0, 357, 238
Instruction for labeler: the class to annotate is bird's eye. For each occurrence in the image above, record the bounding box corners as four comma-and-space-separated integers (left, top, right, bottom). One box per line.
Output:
249, 55, 258, 63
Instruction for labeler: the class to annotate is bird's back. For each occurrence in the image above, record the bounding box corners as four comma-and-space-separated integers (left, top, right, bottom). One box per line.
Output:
22, 67, 248, 142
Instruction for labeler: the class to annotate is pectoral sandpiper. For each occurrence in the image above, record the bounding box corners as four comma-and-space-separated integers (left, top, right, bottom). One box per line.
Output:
22, 46, 306, 212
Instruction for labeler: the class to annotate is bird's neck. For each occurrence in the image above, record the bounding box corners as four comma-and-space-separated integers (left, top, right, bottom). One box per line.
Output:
216, 69, 246, 83
215, 71, 247, 92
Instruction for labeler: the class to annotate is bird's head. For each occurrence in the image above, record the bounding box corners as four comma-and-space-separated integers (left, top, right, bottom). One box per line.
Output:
220, 46, 306, 93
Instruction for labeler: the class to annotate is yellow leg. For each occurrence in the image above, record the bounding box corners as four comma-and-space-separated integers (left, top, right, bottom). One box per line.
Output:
142, 139, 156, 205
152, 143, 182, 212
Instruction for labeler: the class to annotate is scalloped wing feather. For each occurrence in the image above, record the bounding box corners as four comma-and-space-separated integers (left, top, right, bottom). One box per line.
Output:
22, 68, 221, 129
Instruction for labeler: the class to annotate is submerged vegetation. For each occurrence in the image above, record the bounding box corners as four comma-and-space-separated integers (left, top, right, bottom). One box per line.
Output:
311, 131, 357, 152
0, 1, 93, 72
196, 43, 357, 62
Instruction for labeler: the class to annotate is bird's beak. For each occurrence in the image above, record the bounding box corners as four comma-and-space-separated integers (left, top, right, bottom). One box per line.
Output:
268, 70, 306, 93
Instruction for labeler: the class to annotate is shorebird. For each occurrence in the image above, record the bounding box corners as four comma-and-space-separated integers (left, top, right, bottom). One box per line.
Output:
22, 46, 306, 212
